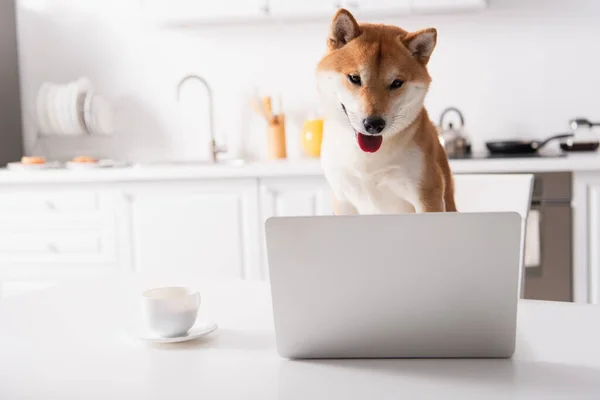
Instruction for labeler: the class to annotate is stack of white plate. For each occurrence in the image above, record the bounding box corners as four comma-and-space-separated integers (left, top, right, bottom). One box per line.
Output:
36, 78, 114, 137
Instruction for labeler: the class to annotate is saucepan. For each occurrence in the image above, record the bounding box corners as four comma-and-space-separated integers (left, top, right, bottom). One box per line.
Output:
485, 133, 574, 155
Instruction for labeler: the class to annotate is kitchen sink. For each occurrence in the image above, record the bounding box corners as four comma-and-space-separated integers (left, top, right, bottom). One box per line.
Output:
133, 158, 246, 168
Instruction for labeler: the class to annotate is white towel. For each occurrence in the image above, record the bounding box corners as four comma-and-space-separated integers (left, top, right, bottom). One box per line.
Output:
524, 209, 541, 268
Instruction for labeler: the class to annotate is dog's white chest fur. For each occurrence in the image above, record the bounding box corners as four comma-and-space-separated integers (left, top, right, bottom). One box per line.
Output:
321, 120, 424, 214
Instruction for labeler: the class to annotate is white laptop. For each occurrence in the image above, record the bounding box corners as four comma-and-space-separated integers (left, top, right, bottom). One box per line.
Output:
264, 212, 522, 359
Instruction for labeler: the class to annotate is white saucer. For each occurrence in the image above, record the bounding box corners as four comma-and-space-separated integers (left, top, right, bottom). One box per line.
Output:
65, 161, 102, 170
65, 159, 129, 170
136, 320, 218, 344
6, 161, 62, 171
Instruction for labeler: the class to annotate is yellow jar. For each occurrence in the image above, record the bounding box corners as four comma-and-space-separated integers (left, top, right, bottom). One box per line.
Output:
301, 118, 324, 157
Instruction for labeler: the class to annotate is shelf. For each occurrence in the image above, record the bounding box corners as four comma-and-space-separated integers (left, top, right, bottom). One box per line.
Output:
141, 0, 487, 28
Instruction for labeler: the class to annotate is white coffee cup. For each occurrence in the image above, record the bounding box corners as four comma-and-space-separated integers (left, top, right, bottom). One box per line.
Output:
141, 286, 200, 338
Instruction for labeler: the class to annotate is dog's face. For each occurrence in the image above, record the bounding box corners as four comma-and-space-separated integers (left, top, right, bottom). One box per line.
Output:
316, 9, 436, 153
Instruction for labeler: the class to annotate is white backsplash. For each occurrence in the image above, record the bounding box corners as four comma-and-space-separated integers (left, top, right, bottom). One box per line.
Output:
16, 0, 600, 162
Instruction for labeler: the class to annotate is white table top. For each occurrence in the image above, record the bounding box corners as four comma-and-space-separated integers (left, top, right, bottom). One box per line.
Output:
1, 274, 600, 399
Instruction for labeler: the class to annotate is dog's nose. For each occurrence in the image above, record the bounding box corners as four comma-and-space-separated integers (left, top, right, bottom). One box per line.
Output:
363, 116, 386, 134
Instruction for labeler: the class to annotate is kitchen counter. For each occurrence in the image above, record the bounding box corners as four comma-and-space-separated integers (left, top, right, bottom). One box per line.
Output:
1, 153, 600, 183
449, 152, 600, 173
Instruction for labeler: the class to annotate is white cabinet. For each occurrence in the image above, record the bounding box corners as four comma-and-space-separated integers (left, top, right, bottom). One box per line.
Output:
268, 0, 410, 19
268, 0, 339, 18
268, 0, 411, 19
142, 0, 485, 25
410, 0, 486, 13
0, 176, 332, 284
258, 177, 333, 279
573, 172, 600, 304
347, 0, 410, 17
142, 0, 268, 26
0, 188, 120, 280
587, 181, 600, 305
259, 177, 333, 218
123, 179, 260, 280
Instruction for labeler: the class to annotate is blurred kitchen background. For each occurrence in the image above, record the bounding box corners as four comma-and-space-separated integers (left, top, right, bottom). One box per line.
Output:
2, 0, 600, 305
11, 0, 600, 162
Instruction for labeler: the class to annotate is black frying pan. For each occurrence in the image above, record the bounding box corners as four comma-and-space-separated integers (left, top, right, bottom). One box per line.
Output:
485, 133, 574, 155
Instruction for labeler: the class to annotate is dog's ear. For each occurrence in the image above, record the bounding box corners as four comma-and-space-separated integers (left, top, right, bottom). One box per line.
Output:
328, 8, 361, 50
402, 28, 437, 64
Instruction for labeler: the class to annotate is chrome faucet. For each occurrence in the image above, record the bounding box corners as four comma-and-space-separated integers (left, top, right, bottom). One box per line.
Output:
176, 74, 227, 162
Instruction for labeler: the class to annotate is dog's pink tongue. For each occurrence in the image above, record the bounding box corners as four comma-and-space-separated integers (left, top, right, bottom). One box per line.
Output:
357, 132, 383, 153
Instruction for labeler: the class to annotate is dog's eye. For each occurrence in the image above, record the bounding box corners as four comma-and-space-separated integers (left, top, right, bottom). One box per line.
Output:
347, 75, 361, 86
390, 79, 404, 90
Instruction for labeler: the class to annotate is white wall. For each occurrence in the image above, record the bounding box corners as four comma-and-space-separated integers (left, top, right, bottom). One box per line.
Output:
16, 0, 600, 163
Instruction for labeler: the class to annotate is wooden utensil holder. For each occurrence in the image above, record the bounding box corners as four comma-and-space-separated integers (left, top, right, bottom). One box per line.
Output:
267, 117, 287, 159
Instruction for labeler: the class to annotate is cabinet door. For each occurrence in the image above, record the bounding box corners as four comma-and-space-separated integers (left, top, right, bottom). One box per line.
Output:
258, 177, 333, 279
124, 180, 260, 280
582, 180, 600, 304
0, 189, 120, 278
260, 177, 333, 219
410, 0, 486, 13
572, 173, 600, 304
143, 0, 268, 25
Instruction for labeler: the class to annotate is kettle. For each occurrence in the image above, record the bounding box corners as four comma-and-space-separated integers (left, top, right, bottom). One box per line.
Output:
438, 107, 471, 157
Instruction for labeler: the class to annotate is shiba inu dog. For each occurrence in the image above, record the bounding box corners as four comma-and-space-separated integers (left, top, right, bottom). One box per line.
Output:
317, 9, 456, 214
